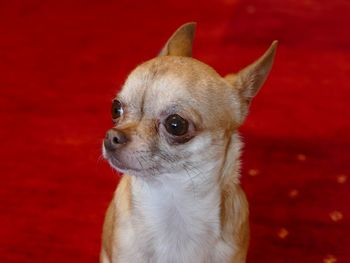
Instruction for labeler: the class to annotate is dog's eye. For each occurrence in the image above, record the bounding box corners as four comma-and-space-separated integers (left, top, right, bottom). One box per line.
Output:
164, 114, 189, 136
111, 100, 123, 119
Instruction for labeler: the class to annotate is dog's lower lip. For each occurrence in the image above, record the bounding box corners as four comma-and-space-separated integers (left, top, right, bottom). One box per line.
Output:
108, 155, 144, 172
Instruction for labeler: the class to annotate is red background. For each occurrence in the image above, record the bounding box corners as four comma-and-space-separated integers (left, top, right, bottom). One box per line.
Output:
0, 0, 349, 262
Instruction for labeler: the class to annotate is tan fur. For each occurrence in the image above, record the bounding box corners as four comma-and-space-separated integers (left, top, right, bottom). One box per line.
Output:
101, 22, 277, 263
101, 176, 132, 263
159, 22, 196, 57
220, 179, 250, 262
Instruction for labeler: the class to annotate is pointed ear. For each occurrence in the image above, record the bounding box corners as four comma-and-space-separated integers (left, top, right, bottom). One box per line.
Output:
225, 41, 278, 122
158, 22, 196, 57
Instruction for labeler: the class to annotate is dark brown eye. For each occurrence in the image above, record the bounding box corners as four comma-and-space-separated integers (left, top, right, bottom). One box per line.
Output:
164, 114, 189, 136
111, 100, 123, 119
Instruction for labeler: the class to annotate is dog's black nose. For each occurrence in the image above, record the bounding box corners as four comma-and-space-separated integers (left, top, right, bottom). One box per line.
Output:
104, 129, 128, 151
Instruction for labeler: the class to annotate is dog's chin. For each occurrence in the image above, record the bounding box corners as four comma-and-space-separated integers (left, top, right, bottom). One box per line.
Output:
102, 145, 134, 174
102, 144, 159, 177
104, 153, 156, 177
107, 156, 140, 174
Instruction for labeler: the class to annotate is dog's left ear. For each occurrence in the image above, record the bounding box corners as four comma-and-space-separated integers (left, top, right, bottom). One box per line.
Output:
225, 41, 278, 123
158, 22, 196, 57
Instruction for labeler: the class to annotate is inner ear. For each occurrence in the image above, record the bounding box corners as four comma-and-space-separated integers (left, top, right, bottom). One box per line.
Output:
158, 22, 196, 57
228, 41, 278, 101
224, 41, 278, 123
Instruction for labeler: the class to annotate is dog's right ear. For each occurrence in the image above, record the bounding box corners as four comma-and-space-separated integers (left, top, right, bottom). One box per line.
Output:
158, 22, 196, 57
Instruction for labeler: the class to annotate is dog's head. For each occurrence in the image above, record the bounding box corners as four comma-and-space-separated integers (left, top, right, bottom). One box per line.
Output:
103, 23, 277, 179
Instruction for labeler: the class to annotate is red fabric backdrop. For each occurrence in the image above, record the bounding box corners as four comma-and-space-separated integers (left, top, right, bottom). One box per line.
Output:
0, 0, 349, 262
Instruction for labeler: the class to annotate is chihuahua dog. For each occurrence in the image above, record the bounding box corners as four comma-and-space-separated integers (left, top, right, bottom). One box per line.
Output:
101, 22, 277, 263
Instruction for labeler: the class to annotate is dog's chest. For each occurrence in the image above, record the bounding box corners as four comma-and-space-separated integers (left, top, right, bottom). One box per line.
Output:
117, 181, 233, 263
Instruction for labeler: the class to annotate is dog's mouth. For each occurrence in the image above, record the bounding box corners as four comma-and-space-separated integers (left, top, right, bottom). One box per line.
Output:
102, 145, 130, 172
102, 143, 162, 175
106, 155, 141, 173
103, 149, 158, 175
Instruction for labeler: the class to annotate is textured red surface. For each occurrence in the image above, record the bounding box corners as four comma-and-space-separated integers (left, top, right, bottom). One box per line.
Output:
0, 0, 349, 262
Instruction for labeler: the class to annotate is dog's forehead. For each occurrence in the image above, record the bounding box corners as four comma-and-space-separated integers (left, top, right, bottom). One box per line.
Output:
123, 57, 190, 100
116, 56, 242, 129
119, 56, 230, 112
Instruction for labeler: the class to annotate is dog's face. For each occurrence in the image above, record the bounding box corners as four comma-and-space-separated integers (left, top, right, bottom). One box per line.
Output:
103, 56, 241, 177
103, 23, 277, 178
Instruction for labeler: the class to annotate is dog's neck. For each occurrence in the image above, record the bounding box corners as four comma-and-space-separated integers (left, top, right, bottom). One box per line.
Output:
128, 133, 242, 261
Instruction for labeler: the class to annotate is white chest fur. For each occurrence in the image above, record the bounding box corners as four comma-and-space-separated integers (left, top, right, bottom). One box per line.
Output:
114, 171, 235, 263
